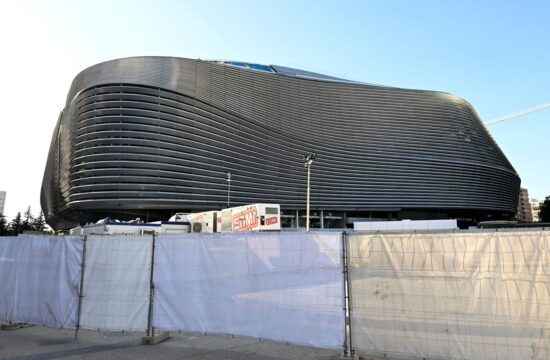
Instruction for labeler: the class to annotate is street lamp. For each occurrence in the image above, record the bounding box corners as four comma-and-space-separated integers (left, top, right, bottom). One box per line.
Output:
227, 172, 232, 208
304, 152, 317, 232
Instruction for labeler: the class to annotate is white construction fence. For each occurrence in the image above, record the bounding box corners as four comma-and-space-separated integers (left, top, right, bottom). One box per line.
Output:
0, 236, 82, 328
153, 232, 343, 348
0, 232, 343, 349
1, 229, 549, 359
79, 235, 153, 331
347, 230, 550, 360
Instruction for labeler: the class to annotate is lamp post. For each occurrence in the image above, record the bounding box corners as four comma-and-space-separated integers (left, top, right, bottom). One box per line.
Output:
304, 153, 316, 232
227, 172, 232, 208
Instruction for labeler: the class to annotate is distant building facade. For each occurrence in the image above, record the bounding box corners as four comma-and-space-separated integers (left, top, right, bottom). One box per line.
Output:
530, 199, 542, 223
515, 188, 533, 222
0, 191, 6, 216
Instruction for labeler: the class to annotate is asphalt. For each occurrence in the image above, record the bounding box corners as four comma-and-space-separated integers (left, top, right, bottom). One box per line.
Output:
0, 326, 344, 360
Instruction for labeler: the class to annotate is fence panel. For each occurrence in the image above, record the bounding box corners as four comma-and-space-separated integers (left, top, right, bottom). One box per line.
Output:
79, 235, 152, 331
0, 236, 82, 328
153, 232, 344, 348
348, 230, 550, 360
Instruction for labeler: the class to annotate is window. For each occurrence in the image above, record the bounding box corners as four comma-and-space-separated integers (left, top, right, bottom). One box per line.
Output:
225, 61, 274, 73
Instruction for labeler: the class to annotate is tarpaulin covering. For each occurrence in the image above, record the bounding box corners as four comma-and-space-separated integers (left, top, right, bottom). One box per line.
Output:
153, 232, 344, 348
0, 236, 82, 328
79, 235, 152, 331
348, 230, 550, 360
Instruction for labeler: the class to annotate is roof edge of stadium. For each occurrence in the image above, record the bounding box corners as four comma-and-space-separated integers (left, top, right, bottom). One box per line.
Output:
213, 60, 371, 85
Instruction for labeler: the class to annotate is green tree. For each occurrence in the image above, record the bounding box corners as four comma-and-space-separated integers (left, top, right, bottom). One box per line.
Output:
9, 212, 24, 235
22, 206, 34, 231
0, 216, 8, 236
539, 196, 550, 223
32, 210, 46, 231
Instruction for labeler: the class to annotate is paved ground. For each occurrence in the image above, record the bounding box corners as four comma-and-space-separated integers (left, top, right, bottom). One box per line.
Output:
0, 326, 345, 360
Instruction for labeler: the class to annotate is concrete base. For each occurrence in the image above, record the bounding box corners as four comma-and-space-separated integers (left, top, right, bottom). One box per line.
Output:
141, 330, 170, 345
340, 354, 358, 360
1, 323, 33, 330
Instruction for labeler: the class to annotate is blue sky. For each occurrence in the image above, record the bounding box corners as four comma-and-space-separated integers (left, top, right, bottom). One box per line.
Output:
0, 0, 548, 218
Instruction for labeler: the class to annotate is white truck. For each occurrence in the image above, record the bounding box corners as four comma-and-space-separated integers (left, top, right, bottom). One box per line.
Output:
220, 203, 280, 232
170, 203, 281, 233
186, 211, 221, 233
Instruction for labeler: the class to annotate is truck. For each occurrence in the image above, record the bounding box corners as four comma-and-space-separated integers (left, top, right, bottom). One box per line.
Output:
170, 203, 281, 233
186, 211, 221, 233
70, 203, 281, 235
70, 217, 190, 235
220, 204, 280, 232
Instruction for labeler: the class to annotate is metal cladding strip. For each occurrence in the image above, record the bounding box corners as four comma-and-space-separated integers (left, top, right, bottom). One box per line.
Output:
40, 57, 520, 229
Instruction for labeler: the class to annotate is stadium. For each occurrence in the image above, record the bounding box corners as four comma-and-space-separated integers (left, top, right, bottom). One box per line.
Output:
40, 57, 520, 230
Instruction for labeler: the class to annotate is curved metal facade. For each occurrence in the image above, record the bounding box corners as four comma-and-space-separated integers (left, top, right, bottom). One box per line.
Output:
41, 57, 520, 229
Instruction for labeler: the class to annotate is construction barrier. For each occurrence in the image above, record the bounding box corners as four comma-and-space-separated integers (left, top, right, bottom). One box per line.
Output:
0, 236, 82, 328
2, 229, 550, 359
79, 235, 153, 331
152, 232, 344, 348
347, 230, 550, 360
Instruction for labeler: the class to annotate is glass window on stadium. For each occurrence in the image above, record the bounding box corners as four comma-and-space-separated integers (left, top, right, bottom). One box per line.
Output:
297, 210, 320, 229
280, 209, 296, 228
323, 211, 345, 229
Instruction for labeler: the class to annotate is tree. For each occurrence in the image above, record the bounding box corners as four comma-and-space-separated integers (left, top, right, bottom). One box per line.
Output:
539, 196, 550, 223
22, 206, 34, 232
0, 216, 8, 236
9, 212, 24, 235
32, 210, 46, 231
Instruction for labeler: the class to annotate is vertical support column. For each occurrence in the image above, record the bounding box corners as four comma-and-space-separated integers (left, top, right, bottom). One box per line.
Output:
341, 231, 355, 358
142, 233, 169, 345
296, 210, 299, 229
306, 162, 311, 232
74, 235, 87, 340
146, 233, 156, 337
320, 210, 324, 229
343, 211, 347, 229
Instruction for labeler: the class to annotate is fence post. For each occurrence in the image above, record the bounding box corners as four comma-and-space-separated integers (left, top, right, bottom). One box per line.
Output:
74, 235, 87, 340
346, 231, 355, 358
341, 231, 355, 358
146, 233, 156, 337
341, 231, 349, 357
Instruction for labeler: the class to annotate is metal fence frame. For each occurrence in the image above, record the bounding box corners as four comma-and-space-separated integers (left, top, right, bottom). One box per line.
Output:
3, 228, 550, 359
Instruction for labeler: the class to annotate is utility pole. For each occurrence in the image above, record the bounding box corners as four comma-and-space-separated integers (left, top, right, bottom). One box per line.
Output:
227, 172, 232, 208
304, 153, 316, 232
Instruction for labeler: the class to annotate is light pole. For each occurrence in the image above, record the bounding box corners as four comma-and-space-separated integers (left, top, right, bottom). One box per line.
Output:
304, 153, 316, 232
226, 172, 232, 208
